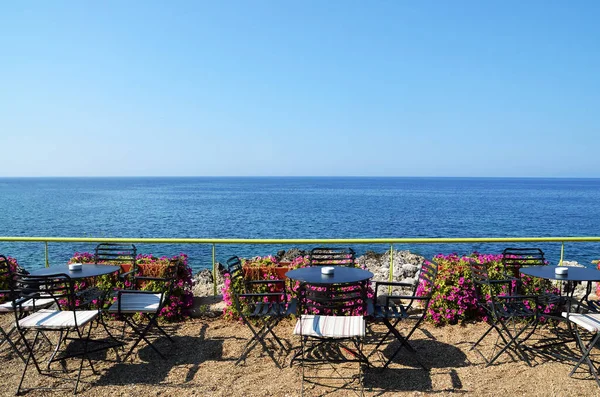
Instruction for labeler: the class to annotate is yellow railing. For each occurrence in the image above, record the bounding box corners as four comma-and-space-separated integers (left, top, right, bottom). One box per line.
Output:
2, 235, 600, 295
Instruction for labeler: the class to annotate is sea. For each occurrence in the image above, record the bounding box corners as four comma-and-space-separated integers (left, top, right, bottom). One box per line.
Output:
1, 177, 599, 272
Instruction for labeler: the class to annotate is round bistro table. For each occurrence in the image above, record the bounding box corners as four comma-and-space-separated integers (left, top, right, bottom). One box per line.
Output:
285, 266, 373, 285
520, 265, 600, 283
29, 264, 122, 279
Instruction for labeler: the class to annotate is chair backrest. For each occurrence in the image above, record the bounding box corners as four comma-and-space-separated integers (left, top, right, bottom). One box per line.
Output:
309, 247, 356, 267
298, 280, 368, 316
469, 260, 503, 306
14, 273, 80, 328
94, 243, 137, 267
17, 273, 75, 308
225, 256, 244, 283
416, 261, 438, 297
502, 248, 546, 276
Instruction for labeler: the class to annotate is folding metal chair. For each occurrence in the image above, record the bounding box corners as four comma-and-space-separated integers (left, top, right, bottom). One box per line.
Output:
294, 279, 369, 396
502, 247, 566, 320
0, 255, 54, 363
370, 260, 438, 369
470, 260, 539, 367
107, 258, 178, 361
309, 247, 356, 267
561, 311, 600, 386
502, 247, 547, 277
13, 272, 100, 394
225, 256, 295, 368
95, 243, 137, 284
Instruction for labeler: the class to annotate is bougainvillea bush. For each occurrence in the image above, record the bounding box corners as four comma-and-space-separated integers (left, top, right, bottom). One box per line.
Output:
69, 252, 194, 322
419, 253, 559, 326
222, 254, 375, 320
0, 256, 19, 304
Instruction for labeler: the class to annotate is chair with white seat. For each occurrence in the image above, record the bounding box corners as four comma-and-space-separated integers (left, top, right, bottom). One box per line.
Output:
294, 279, 370, 396
0, 255, 54, 363
107, 258, 178, 361
12, 272, 100, 394
562, 311, 600, 386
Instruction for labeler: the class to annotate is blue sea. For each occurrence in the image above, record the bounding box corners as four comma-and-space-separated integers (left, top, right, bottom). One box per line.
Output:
1, 177, 599, 272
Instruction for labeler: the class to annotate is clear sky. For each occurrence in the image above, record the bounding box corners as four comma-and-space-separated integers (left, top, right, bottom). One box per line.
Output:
1, 1, 599, 177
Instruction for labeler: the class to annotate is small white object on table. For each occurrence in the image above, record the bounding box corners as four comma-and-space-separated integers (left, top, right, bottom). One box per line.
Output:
321, 266, 335, 275
68, 263, 83, 271
555, 266, 568, 275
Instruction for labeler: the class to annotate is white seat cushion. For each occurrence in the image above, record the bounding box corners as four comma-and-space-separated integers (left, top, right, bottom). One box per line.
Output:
107, 293, 162, 314
0, 298, 55, 313
294, 315, 365, 338
18, 309, 98, 329
562, 312, 600, 333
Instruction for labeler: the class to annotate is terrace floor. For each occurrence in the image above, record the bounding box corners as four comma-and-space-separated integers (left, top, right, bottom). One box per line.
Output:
0, 316, 598, 396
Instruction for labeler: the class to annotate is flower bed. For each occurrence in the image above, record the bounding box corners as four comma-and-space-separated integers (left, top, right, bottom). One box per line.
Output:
69, 252, 194, 321
0, 256, 19, 304
419, 253, 560, 326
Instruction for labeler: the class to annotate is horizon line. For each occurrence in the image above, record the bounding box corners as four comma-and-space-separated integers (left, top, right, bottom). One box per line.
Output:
1, 175, 600, 179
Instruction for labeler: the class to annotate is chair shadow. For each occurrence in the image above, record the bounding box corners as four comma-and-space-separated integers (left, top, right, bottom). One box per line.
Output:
95, 324, 227, 386
365, 339, 469, 394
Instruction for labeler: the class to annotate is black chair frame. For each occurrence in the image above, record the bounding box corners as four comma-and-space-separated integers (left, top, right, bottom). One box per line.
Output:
370, 260, 438, 370
111, 259, 179, 361
13, 273, 100, 394
225, 256, 294, 368
296, 279, 370, 395
95, 243, 138, 286
309, 247, 356, 267
470, 260, 540, 367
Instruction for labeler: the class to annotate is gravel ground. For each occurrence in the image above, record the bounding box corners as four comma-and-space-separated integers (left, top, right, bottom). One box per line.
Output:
1, 316, 599, 396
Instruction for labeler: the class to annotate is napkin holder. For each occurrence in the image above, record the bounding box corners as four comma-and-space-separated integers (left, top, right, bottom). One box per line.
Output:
321, 266, 335, 275
555, 267, 568, 276
69, 263, 83, 271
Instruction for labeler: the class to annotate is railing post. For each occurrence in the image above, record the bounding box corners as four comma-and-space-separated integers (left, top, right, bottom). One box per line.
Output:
559, 241, 564, 266
389, 243, 394, 282
44, 241, 49, 267
388, 243, 394, 294
212, 243, 217, 296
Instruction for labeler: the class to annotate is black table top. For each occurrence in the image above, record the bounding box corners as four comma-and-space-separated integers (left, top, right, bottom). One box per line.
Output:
520, 265, 600, 282
286, 266, 373, 285
29, 264, 122, 279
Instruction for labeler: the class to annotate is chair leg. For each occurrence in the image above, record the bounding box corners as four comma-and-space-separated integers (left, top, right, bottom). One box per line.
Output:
237, 318, 281, 368
154, 322, 174, 343
48, 330, 67, 370
486, 317, 534, 367
570, 330, 600, 386
383, 319, 427, 370
16, 330, 41, 395
471, 322, 495, 351
74, 324, 95, 394
372, 318, 399, 352
122, 316, 165, 362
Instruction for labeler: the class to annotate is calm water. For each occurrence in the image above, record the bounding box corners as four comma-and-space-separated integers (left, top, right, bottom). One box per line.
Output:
1, 177, 599, 272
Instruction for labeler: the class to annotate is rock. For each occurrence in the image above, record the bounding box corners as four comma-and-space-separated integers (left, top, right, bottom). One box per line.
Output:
277, 248, 308, 263
356, 249, 426, 300
561, 260, 584, 268
192, 266, 225, 297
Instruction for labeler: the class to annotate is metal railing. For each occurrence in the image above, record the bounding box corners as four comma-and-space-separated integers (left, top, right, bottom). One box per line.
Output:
2, 235, 600, 295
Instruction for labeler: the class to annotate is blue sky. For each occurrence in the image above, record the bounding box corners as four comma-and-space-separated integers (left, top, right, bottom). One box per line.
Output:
1, 1, 599, 177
